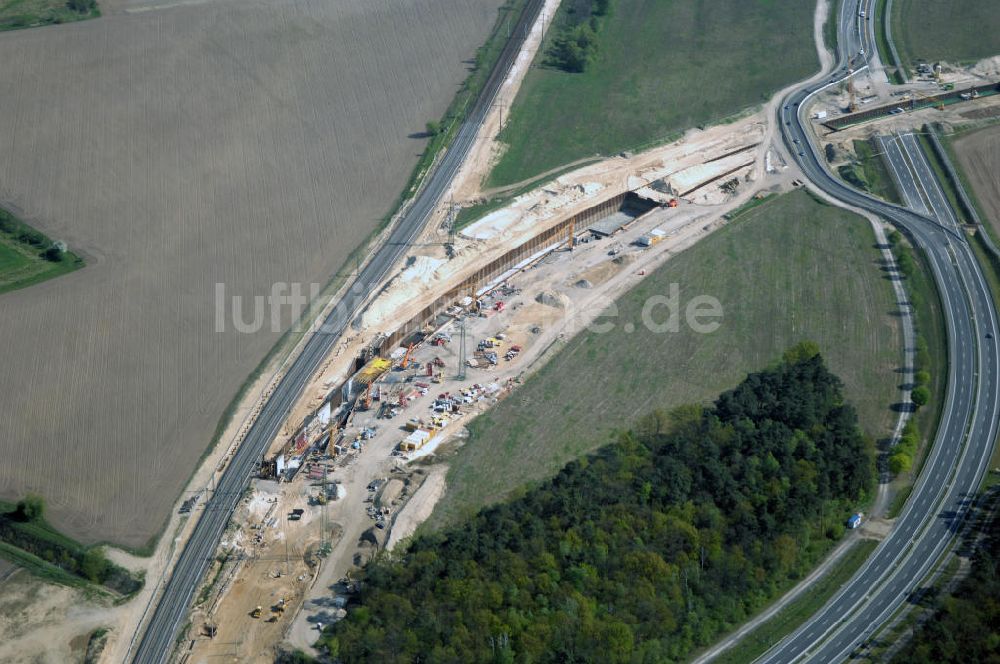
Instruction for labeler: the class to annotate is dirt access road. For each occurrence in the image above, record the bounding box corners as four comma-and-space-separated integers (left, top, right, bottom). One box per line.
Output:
283, 172, 801, 654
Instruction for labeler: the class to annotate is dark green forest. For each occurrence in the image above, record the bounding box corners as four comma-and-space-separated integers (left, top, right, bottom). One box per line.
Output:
892, 496, 1000, 663
318, 350, 874, 662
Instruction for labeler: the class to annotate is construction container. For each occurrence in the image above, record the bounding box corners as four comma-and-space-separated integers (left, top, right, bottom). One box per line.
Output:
637, 229, 667, 247
399, 428, 435, 452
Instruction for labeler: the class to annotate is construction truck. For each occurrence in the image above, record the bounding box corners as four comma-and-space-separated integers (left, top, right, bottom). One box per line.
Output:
251, 606, 263, 618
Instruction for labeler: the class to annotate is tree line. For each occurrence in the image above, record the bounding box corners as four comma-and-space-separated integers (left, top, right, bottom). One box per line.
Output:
0, 495, 142, 596
0, 208, 67, 263
546, 0, 612, 73
892, 492, 1000, 662
314, 346, 875, 662
887, 229, 934, 475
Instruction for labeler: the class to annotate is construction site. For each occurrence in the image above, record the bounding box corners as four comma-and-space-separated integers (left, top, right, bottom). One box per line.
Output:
806, 43, 1000, 133
167, 5, 1000, 661
166, 95, 791, 659
801, 51, 1000, 207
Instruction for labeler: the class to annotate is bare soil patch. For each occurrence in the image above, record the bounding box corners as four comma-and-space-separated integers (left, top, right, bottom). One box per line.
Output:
0, 571, 113, 663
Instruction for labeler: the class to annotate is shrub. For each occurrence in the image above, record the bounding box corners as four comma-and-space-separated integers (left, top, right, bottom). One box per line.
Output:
15, 494, 45, 522
17, 228, 45, 247
896, 251, 915, 278
911, 385, 931, 408
42, 245, 64, 262
889, 452, 913, 474
81, 548, 108, 584
549, 23, 598, 72
67, 0, 96, 13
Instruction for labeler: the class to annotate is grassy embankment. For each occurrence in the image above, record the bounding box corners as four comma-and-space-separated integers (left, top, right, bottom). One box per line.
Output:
0, 0, 98, 31
838, 139, 903, 204
891, 0, 1000, 68
430, 190, 907, 529
883, 229, 947, 516
464, 0, 840, 230
823, 0, 840, 53
486, 0, 818, 188
0, 207, 82, 294
833, 135, 946, 515
872, 0, 905, 84
0, 497, 142, 598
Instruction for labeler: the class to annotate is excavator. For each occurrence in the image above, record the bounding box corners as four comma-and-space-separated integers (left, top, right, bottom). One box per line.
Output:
400, 343, 415, 370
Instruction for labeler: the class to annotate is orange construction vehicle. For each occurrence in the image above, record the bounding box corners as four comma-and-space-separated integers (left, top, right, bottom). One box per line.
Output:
400, 343, 415, 370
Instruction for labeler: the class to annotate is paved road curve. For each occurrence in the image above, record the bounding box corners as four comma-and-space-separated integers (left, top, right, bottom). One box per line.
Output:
757, 1, 1000, 661
130, 1, 545, 661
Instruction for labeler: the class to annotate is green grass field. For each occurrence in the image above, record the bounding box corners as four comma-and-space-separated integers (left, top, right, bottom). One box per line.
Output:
838, 139, 902, 205
0, 0, 98, 31
0, 225, 82, 295
430, 191, 905, 528
892, 0, 1000, 67
486, 0, 818, 187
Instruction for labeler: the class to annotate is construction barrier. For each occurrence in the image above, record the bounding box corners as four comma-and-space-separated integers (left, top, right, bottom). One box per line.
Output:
823, 83, 1000, 131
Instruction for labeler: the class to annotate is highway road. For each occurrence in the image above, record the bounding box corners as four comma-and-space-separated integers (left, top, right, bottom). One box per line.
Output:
855, 0, 877, 63
758, 0, 1000, 661
896, 131, 961, 232
129, 1, 545, 661
876, 134, 930, 214
131, 0, 995, 660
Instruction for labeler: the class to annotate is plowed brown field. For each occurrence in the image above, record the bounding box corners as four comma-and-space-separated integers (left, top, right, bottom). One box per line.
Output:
953, 126, 1000, 237
0, 0, 500, 548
